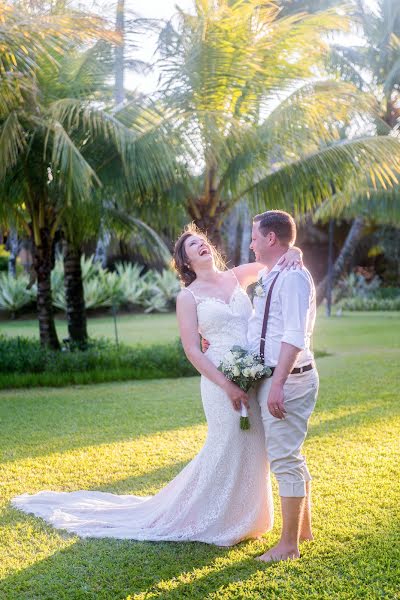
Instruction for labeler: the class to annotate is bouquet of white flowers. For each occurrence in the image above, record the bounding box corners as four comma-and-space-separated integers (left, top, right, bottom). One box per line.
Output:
218, 346, 272, 430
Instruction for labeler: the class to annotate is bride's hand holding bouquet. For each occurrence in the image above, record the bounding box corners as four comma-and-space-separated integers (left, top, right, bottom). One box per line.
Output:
219, 346, 272, 430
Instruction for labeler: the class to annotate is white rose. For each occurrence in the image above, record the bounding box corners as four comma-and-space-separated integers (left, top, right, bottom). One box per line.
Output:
255, 285, 264, 297
243, 367, 251, 378
232, 366, 240, 377
224, 351, 235, 365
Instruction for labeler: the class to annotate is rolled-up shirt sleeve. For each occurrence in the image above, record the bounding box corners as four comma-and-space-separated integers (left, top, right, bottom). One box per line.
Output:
279, 271, 311, 350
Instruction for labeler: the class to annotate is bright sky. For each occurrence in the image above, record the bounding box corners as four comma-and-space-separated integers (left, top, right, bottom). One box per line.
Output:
125, 0, 194, 93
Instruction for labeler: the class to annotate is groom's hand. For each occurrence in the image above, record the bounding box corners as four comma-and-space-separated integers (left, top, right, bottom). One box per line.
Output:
201, 337, 210, 353
267, 381, 286, 419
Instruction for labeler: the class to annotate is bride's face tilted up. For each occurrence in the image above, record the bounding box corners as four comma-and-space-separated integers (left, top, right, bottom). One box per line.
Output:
173, 227, 225, 287
183, 235, 214, 274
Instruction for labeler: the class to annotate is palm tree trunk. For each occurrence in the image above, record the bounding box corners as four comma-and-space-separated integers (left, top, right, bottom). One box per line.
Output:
7, 227, 18, 278
316, 216, 365, 306
115, 0, 125, 106
64, 242, 88, 347
223, 205, 240, 266
32, 226, 60, 350
239, 201, 251, 264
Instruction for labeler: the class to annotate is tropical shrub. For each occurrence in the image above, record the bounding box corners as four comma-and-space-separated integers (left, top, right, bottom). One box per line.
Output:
0, 255, 181, 316
0, 273, 35, 316
334, 273, 400, 311
115, 262, 146, 307
333, 272, 381, 304
0, 335, 197, 380
339, 296, 400, 311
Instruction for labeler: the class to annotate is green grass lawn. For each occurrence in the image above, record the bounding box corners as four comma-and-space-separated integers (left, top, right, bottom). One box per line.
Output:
0, 312, 178, 346
0, 313, 399, 599
1, 309, 399, 352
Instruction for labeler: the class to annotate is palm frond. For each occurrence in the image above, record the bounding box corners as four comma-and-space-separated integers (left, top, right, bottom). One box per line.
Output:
0, 112, 26, 179
244, 136, 400, 216
314, 187, 400, 226
49, 120, 101, 204
49, 98, 180, 194
106, 209, 172, 265
219, 80, 380, 199
157, 1, 349, 121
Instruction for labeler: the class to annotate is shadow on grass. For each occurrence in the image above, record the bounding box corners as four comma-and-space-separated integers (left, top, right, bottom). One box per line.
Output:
1, 514, 399, 600
0, 379, 204, 464
1, 352, 398, 467
94, 460, 192, 495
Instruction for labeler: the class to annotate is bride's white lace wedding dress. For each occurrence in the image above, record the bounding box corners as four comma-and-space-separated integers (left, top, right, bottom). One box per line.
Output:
11, 281, 273, 546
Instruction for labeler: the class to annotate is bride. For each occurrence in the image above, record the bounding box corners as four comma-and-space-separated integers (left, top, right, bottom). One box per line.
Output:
11, 225, 301, 546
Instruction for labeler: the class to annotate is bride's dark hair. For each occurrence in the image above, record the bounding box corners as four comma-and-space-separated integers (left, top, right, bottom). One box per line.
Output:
172, 223, 226, 287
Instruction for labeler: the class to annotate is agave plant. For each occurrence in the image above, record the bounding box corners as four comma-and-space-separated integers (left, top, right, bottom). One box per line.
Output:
147, 269, 180, 305
49, 257, 66, 311
115, 262, 146, 307
333, 272, 381, 304
141, 292, 168, 314
81, 254, 103, 282
0, 273, 35, 316
83, 278, 113, 310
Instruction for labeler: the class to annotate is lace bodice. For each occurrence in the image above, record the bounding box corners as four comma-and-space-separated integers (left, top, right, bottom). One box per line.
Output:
185, 283, 253, 365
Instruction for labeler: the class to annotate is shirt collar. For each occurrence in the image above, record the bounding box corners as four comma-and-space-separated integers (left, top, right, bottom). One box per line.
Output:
262, 260, 282, 279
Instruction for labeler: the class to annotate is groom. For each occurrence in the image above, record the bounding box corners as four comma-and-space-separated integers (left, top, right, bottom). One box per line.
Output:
248, 210, 318, 562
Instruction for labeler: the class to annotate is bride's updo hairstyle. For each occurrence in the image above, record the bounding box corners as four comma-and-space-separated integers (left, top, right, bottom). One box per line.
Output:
172, 223, 226, 287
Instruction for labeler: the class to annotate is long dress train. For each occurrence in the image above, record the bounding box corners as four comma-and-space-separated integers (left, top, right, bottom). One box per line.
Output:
11, 283, 273, 546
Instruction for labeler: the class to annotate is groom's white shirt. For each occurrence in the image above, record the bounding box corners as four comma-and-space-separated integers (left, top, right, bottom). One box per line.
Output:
247, 261, 316, 368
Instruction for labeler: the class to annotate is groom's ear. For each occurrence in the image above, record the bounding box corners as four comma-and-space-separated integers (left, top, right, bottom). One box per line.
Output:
266, 231, 277, 246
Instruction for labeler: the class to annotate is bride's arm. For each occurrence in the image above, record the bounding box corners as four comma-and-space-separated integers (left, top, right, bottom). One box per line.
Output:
176, 291, 249, 411
232, 246, 304, 288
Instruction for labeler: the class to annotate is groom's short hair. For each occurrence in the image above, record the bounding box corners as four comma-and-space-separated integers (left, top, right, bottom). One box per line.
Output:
253, 210, 296, 246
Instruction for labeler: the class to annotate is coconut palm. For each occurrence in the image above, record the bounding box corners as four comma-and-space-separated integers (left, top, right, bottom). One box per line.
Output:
57, 40, 180, 346
0, 6, 180, 348
313, 0, 400, 300
154, 0, 400, 246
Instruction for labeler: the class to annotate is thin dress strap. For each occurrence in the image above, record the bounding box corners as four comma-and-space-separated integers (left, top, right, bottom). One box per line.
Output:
230, 268, 241, 287
181, 287, 199, 304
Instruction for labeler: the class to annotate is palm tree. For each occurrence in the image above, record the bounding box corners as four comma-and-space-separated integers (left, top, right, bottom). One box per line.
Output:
313, 0, 400, 301
0, 7, 179, 348
154, 0, 400, 246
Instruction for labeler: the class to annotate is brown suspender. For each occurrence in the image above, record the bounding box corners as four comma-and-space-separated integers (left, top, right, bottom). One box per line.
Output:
259, 272, 280, 362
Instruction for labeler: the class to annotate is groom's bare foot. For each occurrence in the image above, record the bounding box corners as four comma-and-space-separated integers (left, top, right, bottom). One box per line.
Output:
256, 542, 300, 563
299, 533, 314, 542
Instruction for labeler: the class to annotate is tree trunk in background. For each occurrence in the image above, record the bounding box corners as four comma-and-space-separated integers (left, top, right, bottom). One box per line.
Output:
191, 211, 224, 250
223, 204, 240, 266
115, 0, 125, 106
64, 242, 88, 347
316, 216, 365, 306
32, 226, 60, 350
7, 227, 18, 278
94, 226, 111, 267
239, 201, 251, 264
